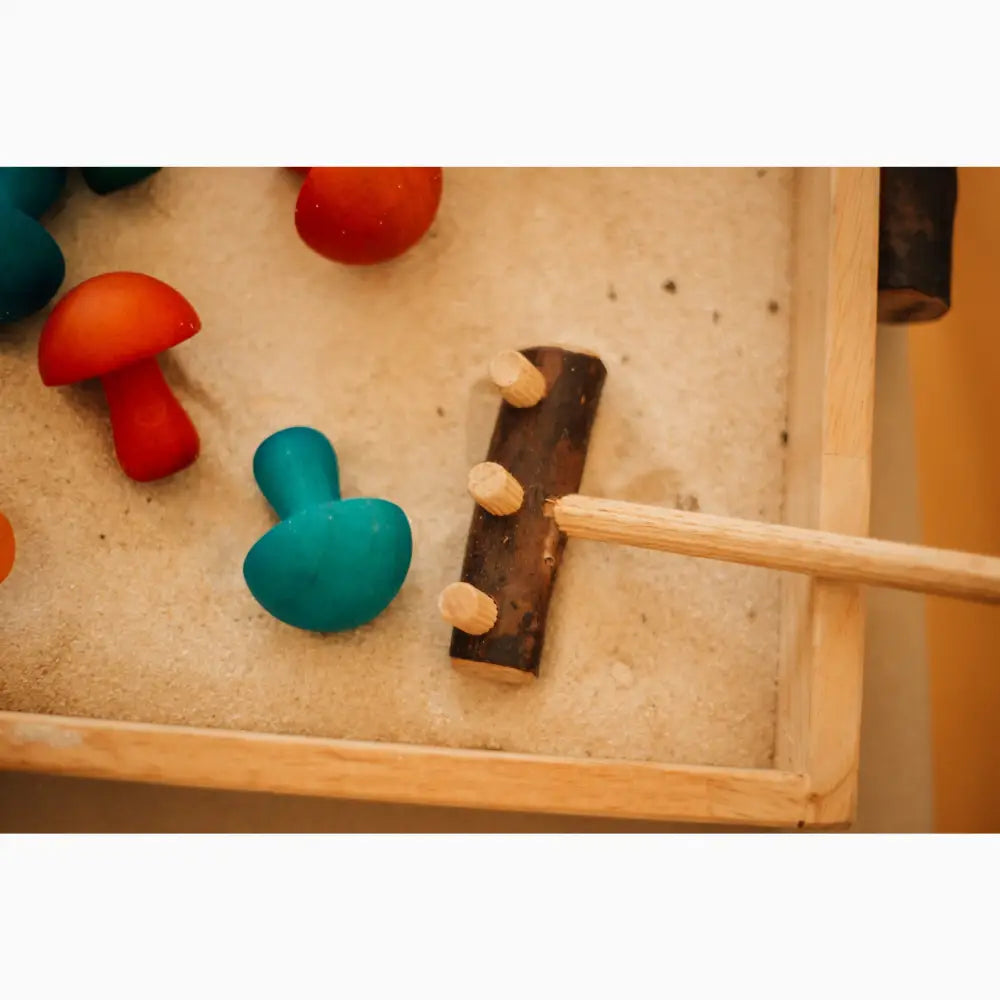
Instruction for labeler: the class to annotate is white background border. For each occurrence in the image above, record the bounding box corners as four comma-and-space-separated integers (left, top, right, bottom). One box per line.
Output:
3, 2, 998, 994
6, 2, 998, 165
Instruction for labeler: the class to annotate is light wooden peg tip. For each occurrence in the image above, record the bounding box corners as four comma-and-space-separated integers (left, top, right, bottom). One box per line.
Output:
438, 582, 499, 635
468, 462, 524, 516
489, 350, 547, 407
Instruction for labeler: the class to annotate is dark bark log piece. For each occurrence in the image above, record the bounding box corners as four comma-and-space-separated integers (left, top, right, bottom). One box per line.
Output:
878, 167, 958, 324
450, 346, 607, 683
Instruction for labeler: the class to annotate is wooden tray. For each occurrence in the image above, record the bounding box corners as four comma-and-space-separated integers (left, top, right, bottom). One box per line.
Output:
0, 167, 878, 828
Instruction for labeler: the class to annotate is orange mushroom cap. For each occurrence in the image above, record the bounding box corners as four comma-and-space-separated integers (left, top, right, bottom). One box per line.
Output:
38, 272, 201, 386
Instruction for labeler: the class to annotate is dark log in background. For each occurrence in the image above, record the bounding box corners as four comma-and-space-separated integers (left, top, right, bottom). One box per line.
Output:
878, 167, 958, 324
450, 346, 607, 683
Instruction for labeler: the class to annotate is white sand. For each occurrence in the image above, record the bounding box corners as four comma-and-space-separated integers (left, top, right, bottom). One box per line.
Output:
0, 167, 793, 767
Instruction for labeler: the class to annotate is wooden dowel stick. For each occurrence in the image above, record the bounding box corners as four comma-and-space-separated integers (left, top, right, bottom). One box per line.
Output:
549, 494, 1000, 604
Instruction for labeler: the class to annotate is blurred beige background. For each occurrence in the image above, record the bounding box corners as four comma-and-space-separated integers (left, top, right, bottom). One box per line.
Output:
909, 168, 1000, 833
0, 324, 932, 832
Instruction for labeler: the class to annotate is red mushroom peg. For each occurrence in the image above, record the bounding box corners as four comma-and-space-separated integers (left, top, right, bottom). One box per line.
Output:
0, 511, 14, 585
38, 272, 202, 483
294, 167, 443, 266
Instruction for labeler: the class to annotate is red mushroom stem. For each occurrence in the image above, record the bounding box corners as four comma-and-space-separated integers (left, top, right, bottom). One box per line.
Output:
100, 356, 200, 483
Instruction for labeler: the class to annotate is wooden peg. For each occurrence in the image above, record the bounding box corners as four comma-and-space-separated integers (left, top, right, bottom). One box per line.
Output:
438, 582, 498, 635
467, 462, 524, 516
489, 350, 547, 407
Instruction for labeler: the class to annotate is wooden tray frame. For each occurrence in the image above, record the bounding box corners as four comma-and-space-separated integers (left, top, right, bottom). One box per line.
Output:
0, 168, 879, 829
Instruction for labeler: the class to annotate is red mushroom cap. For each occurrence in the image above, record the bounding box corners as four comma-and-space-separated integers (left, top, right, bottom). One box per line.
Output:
0, 511, 14, 585
294, 167, 443, 266
38, 272, 201, 387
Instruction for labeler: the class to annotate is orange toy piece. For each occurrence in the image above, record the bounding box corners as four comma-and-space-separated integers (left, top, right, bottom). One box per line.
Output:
0, 511, 14, 584
294, 167, 443, 266
39, 272, 202, 483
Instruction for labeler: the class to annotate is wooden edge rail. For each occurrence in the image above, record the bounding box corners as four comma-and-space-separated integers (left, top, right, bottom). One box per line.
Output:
548, 494, 1000, 604
0, 710, 818, 828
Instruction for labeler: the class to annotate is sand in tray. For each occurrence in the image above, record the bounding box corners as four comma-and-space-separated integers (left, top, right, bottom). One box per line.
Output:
0, 166, 793, 768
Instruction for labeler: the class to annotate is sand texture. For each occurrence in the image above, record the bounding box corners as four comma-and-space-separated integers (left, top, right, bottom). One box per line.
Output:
0, 167, 794, 767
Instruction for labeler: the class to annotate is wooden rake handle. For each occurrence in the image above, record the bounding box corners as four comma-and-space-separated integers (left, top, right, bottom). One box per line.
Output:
549, 495, 1000, 604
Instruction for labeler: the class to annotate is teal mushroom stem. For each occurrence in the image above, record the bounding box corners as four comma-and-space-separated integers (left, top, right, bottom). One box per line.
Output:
243, 427, 413, 633
253, 425, 342, 519
0, 168, 67, 323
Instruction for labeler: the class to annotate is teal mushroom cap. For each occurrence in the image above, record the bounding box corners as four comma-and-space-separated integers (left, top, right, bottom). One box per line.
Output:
243, 427, 413, 633
0, 168, 67, 323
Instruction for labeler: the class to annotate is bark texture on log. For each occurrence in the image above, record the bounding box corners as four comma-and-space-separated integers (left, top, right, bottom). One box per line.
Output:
450, 346, 607, 683
878, 167, 958, 324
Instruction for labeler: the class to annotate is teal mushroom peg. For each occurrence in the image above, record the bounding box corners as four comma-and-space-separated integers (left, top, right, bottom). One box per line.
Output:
243, 427, 413, 632
80, 167, 160, 195
0, 168, 67, 323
